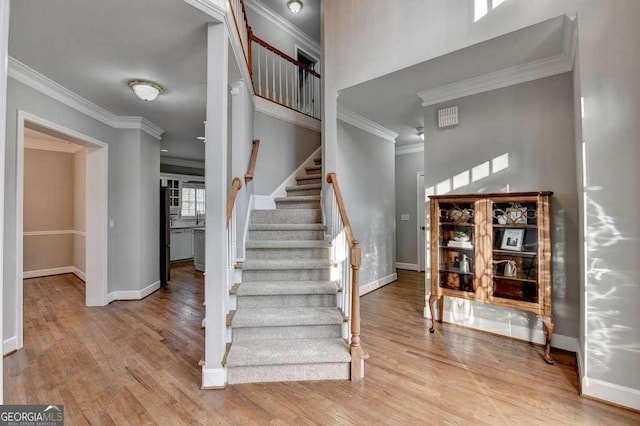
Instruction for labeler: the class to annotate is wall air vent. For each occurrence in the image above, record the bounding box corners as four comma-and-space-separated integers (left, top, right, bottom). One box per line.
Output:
438, 106, 459, 128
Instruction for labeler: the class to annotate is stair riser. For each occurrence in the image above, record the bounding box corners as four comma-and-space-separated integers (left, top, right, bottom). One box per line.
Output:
246, 248, 329, 260
236, 294, 336, 309
227, 362, 349, 384
248, 230, 324, 240
243, 269, 330, 281
286, 188, 322, 197
276, 201, 321, 210
296, 177, 322, 185
251, 209, 321, 224
305, 167, 321, 174
232, 324, 341, 340
313, 158, 322, 165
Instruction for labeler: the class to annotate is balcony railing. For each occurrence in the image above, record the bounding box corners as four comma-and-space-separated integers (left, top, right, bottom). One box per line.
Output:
229, 0, 321, 120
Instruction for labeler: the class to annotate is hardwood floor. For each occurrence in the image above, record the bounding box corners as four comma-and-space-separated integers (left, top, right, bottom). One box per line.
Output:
5, 267, 638, 425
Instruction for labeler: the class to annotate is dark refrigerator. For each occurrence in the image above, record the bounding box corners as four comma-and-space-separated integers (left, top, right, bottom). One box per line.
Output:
160, 185, 170, 284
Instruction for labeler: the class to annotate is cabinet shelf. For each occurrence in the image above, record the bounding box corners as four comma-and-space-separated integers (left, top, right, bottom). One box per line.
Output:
493, 249, 537, 257
428, 191, 554, 364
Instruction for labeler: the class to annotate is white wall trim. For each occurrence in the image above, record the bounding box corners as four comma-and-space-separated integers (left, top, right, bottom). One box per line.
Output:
269, 147, 322, 199
161, 157, 205, 170
396, 142, 424, 156
418, 53, 574, 107
582, 377, 640, 411
360, 273, 397, 296
3, 336, 17, 356
23, 266, 86, 281
201, 365, 227, 389
423, 299, 578, 352
396, 263, 419, 271
8, 57, 165, 140
337, 105, 398, 143
107, 280, 161, 303
23, 229, 86, 237
255, 96, 321, 132
245, 0, 320, 58
182, 0, 226, 21
0, 0, 9, 400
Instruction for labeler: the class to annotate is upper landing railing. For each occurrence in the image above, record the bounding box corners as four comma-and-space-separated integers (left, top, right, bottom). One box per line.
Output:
229, 0, 321, 120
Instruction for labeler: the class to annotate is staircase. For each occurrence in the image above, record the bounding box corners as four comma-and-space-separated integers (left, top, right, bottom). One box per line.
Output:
225, 157, 351, 384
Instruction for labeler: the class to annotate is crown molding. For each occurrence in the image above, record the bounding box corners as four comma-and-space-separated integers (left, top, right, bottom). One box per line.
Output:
245, 0, 320, 58
8, 57, 165, 140
161, 156, 205, 169
182, 0, 226, 21
395, 142, 424, 156
418, 53, 573, 107
337, 105, 398, 143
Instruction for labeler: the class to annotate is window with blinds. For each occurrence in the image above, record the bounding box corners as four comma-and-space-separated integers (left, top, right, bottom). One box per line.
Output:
180, 185, 205, 218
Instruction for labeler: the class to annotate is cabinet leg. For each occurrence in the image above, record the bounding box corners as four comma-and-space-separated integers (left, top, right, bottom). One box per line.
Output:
437, 296, 444, 323
428, 294, 439, 333
541, 316, 554, 365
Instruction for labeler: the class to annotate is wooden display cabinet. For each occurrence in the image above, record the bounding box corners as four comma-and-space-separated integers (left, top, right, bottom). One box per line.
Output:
427, 191, 555, 364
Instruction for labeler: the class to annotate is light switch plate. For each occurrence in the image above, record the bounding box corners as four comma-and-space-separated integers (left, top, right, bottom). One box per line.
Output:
400, 214, 410, 221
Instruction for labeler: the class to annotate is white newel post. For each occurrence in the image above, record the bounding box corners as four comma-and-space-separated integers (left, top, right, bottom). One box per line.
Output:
229, 80, 245, 260
203, 21, 229, 389
0, 0, 11, 404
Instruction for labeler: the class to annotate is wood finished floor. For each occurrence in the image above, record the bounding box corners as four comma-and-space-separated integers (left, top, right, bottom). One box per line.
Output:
4, 266, 639, 425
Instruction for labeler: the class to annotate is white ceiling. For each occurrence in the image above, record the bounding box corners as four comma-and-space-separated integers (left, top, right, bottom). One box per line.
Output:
257, 0, 320, 42
338, 16, 573, 146
9, 0, 213, 161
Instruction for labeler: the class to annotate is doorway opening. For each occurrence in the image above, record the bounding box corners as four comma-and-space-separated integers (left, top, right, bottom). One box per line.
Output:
417, 172, 426, 272
15, 111, 108, 351
295, 47, 318, 114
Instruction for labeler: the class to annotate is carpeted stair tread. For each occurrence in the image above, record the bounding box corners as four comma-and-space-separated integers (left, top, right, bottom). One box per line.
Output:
232, 307, 343, 328
297, 173, 322, 180
275, 195, 320, 202
246, 240, 330, 249
237, 281, 338, 296
242, 259, 331, 270
248, 223, 325, 231
225, 338, 350, 367
285, 183, 322, 191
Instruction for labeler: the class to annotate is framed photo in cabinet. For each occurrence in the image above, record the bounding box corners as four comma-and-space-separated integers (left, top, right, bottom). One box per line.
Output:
500, 228, 524, 251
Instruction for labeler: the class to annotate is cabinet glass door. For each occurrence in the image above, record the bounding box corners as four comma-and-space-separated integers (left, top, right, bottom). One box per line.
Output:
437, 201, 476, 293
490, 199, 539, 303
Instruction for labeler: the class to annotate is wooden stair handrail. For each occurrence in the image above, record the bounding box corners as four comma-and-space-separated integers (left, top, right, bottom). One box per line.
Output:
326, 172, 368, 380
226, 177, 243, 227
245, 139, 260, 183
326, 173, 355, 246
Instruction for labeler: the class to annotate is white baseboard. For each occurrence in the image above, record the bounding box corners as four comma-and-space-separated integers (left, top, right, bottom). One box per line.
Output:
3, 336, 18, 355
201, 365, 227, 389
423, 300, 577, 352
360, 273, 397, 296
582, 377, 640, 411
107, 280, 160, 303
23, 266, 86, 280
396, 262, 419, 271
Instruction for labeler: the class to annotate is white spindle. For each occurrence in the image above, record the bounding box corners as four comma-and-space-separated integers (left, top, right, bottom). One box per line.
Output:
278, 57, 282, 104
271, 52, 276, 101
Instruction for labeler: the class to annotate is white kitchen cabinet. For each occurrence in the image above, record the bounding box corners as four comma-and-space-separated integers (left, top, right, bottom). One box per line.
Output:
193, 228, 205, 271
170, 228, 193, 261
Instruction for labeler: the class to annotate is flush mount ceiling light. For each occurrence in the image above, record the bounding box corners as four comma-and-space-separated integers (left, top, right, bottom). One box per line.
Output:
417, 126, 425, 140
287, 0, 303, 14
128, 80, 163, 101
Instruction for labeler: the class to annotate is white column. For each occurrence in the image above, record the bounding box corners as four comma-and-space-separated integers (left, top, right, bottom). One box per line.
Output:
0, 0, 11, 404
203, 22, 228, 388
229, 80, 245, 181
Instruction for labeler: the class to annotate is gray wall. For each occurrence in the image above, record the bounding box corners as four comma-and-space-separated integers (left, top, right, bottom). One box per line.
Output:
337, 120, 396, 288
424, 73, 578, 338
139, 131, 160, 289
160, 164, 204, 176
324, 0, 640, 398
4, 78, 160, 343
253, 111, 320, 195
395, 152, 424, 266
